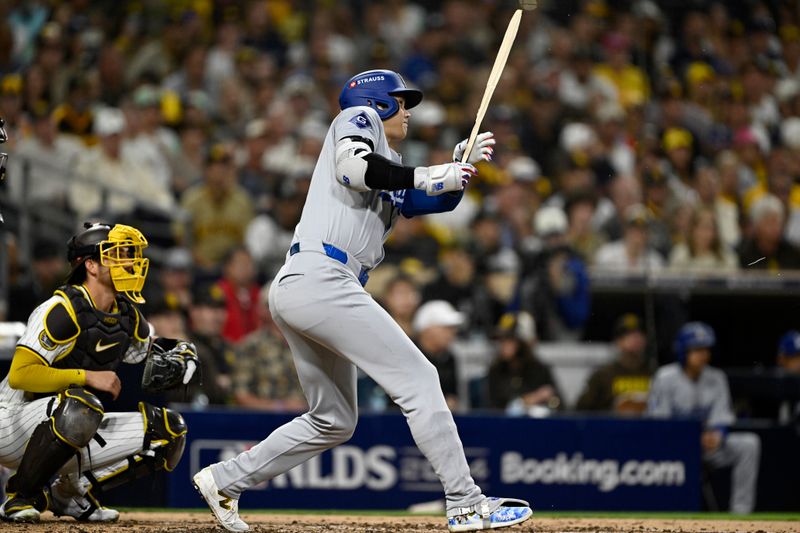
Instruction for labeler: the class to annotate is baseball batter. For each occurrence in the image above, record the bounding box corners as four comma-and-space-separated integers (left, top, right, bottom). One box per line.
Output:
0, 223, 197, 523
194, 70, 533, 532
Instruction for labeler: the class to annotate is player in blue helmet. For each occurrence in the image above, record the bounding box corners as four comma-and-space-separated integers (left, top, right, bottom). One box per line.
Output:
339, 69, 423, 120
649, 321, 760, 514
193, 69, 531, 532
777, 330, 800, 374
673, 321, 716, 368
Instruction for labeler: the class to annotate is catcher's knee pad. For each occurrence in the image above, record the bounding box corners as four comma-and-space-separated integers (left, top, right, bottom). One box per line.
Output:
86, 404, 187, 495
139, 402, 187, 471
8, 389, 102, 500
54, 388, 105, 448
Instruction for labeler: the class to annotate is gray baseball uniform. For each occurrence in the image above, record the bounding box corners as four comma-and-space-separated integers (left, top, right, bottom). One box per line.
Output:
647, 363, 760, 513
209, 106, 483, 510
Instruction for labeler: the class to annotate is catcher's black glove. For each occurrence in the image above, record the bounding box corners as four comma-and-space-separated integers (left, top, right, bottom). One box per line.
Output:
141, 337, 200, 393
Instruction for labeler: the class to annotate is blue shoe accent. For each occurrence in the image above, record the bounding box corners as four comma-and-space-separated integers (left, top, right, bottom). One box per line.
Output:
447, 497, 532, 531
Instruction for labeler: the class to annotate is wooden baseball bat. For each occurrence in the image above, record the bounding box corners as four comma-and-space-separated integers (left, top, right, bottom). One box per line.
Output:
461, 9, 523, 163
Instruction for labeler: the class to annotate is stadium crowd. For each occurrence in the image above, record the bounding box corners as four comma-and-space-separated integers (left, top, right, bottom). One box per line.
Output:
0, 0, 799, 432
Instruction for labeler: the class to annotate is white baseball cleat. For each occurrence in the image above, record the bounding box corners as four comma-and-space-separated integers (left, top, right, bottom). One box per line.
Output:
193, 467, 249, 532
0, 500, 40, 523
447, 497, 533, 531
0, 492, 48, 523
49, 478, 119, 523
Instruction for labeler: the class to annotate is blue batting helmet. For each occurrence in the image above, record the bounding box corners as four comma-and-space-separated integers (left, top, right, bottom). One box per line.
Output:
673, 322, 716, 364
778, 330, 800, 357
339, 69, 423, 120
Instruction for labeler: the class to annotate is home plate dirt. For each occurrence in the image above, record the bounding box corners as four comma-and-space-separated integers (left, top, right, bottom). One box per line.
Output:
16, 512, 799, 532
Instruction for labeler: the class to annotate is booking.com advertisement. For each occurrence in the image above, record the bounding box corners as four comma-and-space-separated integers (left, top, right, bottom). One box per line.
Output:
170, 412, 702, 511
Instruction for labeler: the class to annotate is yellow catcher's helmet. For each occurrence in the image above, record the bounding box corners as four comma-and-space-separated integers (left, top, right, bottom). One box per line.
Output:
67, 222, 150, 303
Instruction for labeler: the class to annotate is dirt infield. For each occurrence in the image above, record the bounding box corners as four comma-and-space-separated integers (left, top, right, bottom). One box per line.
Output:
9, 511, 798, 533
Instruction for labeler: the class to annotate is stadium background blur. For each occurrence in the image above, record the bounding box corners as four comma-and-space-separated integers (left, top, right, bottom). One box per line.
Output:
1, 0, 800, 513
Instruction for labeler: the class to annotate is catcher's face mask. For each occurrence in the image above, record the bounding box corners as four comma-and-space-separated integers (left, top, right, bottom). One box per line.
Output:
99, 224, 149, 303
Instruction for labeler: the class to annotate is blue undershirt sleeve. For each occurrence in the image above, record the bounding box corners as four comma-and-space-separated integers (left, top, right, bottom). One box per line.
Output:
400, 189, 463, 218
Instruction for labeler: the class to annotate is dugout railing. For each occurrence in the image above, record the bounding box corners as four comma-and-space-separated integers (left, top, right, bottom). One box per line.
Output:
0, 152, 193, 319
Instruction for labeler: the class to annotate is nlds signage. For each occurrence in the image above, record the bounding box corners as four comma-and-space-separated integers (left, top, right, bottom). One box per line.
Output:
195, 442, 398, 491
189, 439, 490, 494
171, 412, 701, 511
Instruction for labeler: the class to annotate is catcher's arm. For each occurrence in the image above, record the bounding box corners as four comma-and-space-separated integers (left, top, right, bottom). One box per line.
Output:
141, 337, 200, 393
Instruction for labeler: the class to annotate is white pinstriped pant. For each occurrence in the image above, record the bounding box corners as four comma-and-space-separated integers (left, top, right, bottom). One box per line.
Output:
0, 396, 146, 486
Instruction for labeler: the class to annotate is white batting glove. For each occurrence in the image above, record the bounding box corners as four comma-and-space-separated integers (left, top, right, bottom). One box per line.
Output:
414, 162, 477, 196
453, 131, 495, 164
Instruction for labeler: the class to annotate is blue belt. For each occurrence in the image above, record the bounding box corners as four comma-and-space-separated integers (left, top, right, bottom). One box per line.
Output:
289, 242, 369, 287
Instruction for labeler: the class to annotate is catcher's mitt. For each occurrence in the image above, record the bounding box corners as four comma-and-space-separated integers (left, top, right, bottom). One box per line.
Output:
141, 337, 200, 393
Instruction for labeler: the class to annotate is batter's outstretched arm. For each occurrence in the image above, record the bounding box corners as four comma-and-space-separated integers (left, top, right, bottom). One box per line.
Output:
335, 137, 475, 196
400, 188, 463, 218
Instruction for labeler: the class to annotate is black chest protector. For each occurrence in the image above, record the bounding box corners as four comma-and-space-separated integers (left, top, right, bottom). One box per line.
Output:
53, 285, 142, 371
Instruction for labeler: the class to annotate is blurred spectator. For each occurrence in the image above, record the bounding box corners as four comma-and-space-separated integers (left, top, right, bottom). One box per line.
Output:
564, 189, 606, 264
7, 106, 81, 209
641, 169, 673, 257
520, 206, 590, 341
422, 245, 489, 331
594, 102, 634, 177
383, 216, 440, 268
412, 300, 464, 411
488, 312, 560, 416
238, 118, 272, 205
558, 44, 616, 112
70, 107, 174, 220
6, 239, 66, 322
8, 2, 49, 68
52, 75, 94, 143
775, 330, 800, 425
600, 174, 642, 241
739, 194, 800, 270
469, 211, 520, 328
123, 85, 176, 193
381, 274, 421, 337
144, 247, 194, 311
694, 164, 741, 250
245, 172, 309, 279
648, 322, 760, 514
177, 283, 236, 407
661, 127, 696, 204
713, 150, 743, 248
163, 45, 210, 103
595, 203, 665, 272
178, 143, 255, 268
144, 295, 188, 340
669, 207, 739, 273
232, 285, 306, 412
593, 32, 649, 109
219, 246, 260, 344
170, 120, 207, 195
576, 313, 652, 414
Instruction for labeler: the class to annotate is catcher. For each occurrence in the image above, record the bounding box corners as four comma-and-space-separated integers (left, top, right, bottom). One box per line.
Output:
0, 222, 199, 523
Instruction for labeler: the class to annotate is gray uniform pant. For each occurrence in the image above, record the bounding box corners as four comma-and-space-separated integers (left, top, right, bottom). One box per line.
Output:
704, 432, 761, 514
210, 251, 483, 510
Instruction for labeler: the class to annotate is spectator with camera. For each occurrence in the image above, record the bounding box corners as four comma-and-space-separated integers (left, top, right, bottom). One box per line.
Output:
487, 312, 560, 416
519, 205, 590, 341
